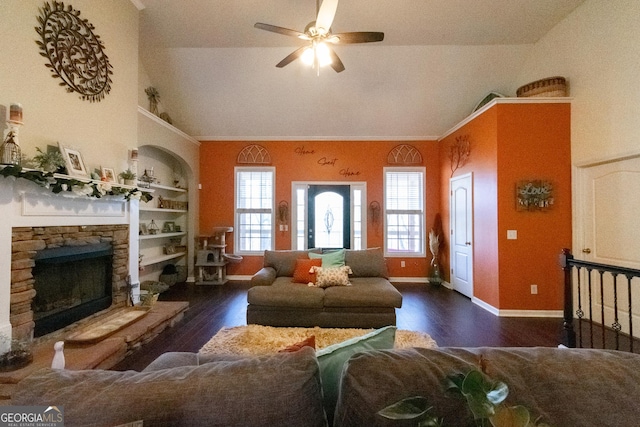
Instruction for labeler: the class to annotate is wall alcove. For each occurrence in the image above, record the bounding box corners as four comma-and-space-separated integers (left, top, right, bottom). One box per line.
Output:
137, 107, 200, 283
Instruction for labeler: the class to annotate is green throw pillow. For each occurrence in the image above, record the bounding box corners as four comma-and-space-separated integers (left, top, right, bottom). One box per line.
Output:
316, 325, 396, 422
309, 249, 345, 268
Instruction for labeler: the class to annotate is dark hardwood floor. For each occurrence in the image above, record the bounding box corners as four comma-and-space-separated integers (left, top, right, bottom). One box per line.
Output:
112, 281, 564, 371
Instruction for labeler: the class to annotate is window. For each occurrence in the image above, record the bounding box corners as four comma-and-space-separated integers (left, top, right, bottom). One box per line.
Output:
235, 167, 274, 254
384, 167, 425, 256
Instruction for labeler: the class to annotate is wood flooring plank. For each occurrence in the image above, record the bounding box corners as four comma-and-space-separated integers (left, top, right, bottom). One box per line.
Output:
111, 281, 562, 371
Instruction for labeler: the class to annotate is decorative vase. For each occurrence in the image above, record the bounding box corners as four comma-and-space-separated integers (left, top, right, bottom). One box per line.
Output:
429, 257, 443, 286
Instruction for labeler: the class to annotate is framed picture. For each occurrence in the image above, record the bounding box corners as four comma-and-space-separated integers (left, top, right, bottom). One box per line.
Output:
139, 223, 149, 235
164, 244, 176, 254
162, 221, 175, 233
58, 143, 88, 177
101, 167, 116, 182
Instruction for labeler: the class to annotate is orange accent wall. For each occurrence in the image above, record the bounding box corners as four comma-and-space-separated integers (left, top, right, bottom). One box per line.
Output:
199, 140, 441, 278
439, 102, 571, 311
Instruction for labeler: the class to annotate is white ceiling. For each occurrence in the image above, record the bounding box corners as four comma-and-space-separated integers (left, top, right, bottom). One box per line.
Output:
137, 0, 585, 139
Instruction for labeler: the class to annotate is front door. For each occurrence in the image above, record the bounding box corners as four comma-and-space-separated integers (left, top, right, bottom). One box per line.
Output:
450, 173, 473, 298
308, 185, 350, 249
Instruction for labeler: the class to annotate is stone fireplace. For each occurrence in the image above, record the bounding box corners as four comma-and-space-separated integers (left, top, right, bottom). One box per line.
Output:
0, 178, 140, 349
11, 225, 131, 340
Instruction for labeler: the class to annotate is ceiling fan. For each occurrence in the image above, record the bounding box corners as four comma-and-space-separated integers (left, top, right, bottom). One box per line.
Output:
254, 0, 384, 73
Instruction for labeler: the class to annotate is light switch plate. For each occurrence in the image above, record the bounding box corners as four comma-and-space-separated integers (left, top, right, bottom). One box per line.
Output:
507, 230, 518, 240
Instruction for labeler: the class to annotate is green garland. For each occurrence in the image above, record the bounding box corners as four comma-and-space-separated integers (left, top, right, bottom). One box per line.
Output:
0, 165, 153, 203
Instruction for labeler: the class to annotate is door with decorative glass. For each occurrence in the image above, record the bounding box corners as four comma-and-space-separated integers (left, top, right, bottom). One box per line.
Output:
307, 185, 350, 249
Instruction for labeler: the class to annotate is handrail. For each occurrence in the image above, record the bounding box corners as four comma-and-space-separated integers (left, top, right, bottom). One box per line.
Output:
560, 248, 640, 352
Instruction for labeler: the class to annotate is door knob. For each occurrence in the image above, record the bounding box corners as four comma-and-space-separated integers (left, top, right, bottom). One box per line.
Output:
582, 248, 591, 254
465, 241, 471, 246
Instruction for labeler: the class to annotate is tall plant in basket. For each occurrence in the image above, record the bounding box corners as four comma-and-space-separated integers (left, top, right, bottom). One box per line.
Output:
428, 229, 442, 285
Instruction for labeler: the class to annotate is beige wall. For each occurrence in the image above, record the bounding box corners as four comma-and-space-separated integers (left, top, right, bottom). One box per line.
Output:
0, 0, 139, 174
518, 0, 640, 165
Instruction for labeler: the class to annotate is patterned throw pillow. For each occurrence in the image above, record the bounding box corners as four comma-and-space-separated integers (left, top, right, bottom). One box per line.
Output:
310, 266, 353, 288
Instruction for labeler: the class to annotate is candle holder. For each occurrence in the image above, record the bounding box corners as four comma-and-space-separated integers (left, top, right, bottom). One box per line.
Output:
1, 121, 22, 166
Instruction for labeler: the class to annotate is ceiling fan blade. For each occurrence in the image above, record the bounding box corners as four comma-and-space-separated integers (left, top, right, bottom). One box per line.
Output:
254, 22, 305, 38
334, 32, 385, 44
276, 46, 308, 68
327, 46, 345, 73
316, 0, 339, 34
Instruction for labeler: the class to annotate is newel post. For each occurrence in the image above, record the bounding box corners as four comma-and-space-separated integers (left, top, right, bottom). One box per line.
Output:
560, 248, 576, 348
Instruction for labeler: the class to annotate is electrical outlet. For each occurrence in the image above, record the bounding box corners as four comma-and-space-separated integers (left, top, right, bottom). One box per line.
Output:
507, 230, 518, 240
531, 284, 538, 294
401, 260, 405, 268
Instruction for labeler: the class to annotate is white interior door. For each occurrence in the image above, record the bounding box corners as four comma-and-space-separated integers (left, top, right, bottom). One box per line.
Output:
450, 173, 473, 298
580, 156, 640, 267
578, 155, 640, 336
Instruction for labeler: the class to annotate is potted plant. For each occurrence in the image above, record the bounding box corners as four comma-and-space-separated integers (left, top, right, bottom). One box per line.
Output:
428, 229, 443, 285
31, 146, 65, 173
119, 169, 136, 185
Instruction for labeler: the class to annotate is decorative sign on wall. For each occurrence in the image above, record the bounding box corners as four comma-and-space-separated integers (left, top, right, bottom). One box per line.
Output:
516, 180, 554, 211
387, 144, 422, 164
35, 1, 113, 102
237, 145, 271, 164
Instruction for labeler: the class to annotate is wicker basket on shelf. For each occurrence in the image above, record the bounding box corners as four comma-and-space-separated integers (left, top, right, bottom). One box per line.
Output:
516, 76, 567, 97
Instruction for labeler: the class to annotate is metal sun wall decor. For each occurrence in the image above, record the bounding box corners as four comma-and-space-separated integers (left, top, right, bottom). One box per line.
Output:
35, 1, 113, 102
516, 180, 554, 211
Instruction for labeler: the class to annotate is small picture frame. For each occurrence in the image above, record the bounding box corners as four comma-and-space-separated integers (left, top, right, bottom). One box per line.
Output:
162, 221, 175, 233
139, 223, 149, 235
101, 167, 116, 182
59, 142, 88, 177
164, 244, 176, 254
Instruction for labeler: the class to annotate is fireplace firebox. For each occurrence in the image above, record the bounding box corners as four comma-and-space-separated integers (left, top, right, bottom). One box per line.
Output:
32, 242, 113, 337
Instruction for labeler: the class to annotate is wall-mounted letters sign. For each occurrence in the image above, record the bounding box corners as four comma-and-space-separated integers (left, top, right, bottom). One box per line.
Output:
516, 180, 554, 211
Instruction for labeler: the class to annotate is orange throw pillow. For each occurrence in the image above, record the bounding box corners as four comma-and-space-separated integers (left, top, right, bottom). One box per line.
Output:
292, 258, 322, 284
279, 335, 316, 353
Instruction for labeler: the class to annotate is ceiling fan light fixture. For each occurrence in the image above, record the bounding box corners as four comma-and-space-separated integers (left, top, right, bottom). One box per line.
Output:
301, 42, 332, 68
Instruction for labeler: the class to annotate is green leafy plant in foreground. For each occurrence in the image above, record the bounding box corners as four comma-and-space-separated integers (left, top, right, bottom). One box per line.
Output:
378, 358, 552, 427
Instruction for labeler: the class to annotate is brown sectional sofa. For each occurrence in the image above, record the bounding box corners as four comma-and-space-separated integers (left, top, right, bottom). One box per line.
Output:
247, 248, 403, 328
12, 346, 640, 426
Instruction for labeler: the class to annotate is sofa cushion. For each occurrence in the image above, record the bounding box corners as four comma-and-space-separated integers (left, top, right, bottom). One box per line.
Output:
345, 248, 389, 278
292, 258, 323, 284
334, 347, 640, 427
313, 266, 353, 288
13, 347, 327, 427
316, 326, 396, 424
324, 277, 402, 308
309, 249, 346, 268
248, 277, 325, 308
264, 250, 313, 277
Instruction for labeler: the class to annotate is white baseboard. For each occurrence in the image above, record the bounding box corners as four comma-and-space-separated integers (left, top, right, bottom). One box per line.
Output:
472, 297, 562, 317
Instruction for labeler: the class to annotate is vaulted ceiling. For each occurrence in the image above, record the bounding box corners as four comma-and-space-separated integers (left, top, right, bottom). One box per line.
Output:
137, 0, 584, 140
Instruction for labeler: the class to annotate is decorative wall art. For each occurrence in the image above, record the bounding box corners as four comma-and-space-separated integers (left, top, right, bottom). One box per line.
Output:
35, 1, 113, 102
237, 145, 271, 164
449, 135, 471, 176
516, 180, 554, 211
58, 143, 88, 177
387, 144, 422, 164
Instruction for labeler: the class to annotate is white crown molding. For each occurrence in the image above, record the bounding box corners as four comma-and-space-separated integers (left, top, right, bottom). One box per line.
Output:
195, 135, 440, 142
439, 97, 574, 141
130, 0, 145, 10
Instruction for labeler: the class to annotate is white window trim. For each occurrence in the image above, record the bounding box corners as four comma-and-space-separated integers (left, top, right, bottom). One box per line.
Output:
234, 166, 275, 255
383, 166, 426, 257
291, 181, 367, 250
